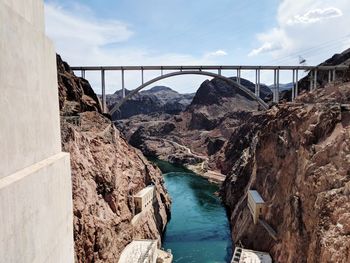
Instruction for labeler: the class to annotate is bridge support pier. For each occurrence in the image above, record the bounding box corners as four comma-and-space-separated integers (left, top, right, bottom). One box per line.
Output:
291, 69, 300, 101
333, 69, 336, 82
292, 70, 295, 101
237, 69, 241, 84
122, 69, 125, 99
295, 69, 299, 100
273, 69, 280, 103
255, 69, 260, 97
310, 70, 314, 91
276, 69, 280, 103
141, 68, 144, 85
273, 70, 276, 102
314, 69, 318, 90
101, 70, 106, 113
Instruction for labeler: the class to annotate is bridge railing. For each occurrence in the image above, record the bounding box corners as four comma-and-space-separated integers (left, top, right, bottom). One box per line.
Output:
70, 65, 349, 113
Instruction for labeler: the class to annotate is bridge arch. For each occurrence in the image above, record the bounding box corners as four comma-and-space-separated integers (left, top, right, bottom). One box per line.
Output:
110, 70, 269, 115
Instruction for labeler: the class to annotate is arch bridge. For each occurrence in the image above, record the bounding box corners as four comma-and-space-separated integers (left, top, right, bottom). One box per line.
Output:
70, 65, 349, 115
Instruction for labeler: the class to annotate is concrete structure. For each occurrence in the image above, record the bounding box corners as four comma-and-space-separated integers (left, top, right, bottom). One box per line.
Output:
0, 0, 74, 262
156, 249, 173, 263
118, 240, 173, 263
231, 247, 272, 263
247, 190, 265, 224
70, 64, 349, 113
258, 219, 278, 241
118, 240, 158, 263
134, 185, 156, 214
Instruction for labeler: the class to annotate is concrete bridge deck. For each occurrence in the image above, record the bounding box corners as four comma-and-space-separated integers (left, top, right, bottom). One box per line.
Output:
71, 65, 349, 71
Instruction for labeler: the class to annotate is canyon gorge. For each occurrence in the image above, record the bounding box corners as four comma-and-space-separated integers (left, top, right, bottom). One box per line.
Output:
57, 48, 350, 262
3, 1, 350, 262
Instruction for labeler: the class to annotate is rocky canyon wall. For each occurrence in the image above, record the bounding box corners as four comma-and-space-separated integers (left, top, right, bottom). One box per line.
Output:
57, 55, 171, 262
221, 82, 350, 263
116, 77, 264, 182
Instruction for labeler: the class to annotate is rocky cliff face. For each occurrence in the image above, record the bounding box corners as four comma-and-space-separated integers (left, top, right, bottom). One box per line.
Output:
220, 82, 350, 262
187, 77, 265, 131
57, 55, 102, 115
57, 55, 171, 262
107, 86, 194, 120
116, 77, 265, 182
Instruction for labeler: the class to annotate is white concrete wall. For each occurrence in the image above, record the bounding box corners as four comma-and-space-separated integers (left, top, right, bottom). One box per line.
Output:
118, 240, 158, 263
0, 153, 74, 262
0, 0, 61, 179
0, 0, 74, 262
3, 0, 44, 31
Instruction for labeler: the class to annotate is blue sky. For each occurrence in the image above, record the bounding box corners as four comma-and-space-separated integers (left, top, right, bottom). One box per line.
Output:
44, 0, 350, 93
73, 0, 278, 60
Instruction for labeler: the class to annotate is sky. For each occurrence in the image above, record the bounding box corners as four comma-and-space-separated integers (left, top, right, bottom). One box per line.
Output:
44, 0, 350, 94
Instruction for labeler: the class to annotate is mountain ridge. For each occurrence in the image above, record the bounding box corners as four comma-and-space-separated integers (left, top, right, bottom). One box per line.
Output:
108, 85, 195, 119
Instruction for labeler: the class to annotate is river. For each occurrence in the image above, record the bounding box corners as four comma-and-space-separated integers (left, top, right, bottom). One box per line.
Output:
152, 159, 232, 263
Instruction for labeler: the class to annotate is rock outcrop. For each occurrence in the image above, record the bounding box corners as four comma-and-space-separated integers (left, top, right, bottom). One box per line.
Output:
57, 55, 171, 262
57, 55, 102, 115
190, 77, 272, 107
107, 86, 195, 120
220, 82, 350, 262
187, 77, 264, 131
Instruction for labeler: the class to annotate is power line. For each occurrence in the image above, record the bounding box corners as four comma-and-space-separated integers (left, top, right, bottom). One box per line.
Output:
147, 1, 268, 53
265, 33, 350, 65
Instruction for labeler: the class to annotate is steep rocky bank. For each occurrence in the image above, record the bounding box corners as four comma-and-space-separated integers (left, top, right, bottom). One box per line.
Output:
220, 82, 350, 262
57, 55, 171, 262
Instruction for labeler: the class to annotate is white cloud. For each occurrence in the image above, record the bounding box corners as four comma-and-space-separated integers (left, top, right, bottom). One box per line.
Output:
248, 27, 290, 57
44, 2, 230, 94
205, 50, 228, 57
45, 3, 133, 47
248, 42, 282, 57
287, 7, 343, 25
248, 0, 349, 65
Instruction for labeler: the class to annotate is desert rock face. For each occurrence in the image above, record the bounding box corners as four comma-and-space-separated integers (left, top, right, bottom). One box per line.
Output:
57, 55, 102, 115
187, 77, 262, 131
107, 86, 195, 120
191, 77, 271, 107
115, 78, 263, 182
221, 82, 350, 263
57, 55, 171, 262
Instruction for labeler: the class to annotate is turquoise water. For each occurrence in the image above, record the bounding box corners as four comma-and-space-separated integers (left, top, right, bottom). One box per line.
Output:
154, 159, 232, 263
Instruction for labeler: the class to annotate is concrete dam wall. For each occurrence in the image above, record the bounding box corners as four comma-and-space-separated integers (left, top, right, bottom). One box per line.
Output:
0, 0, 74, 262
